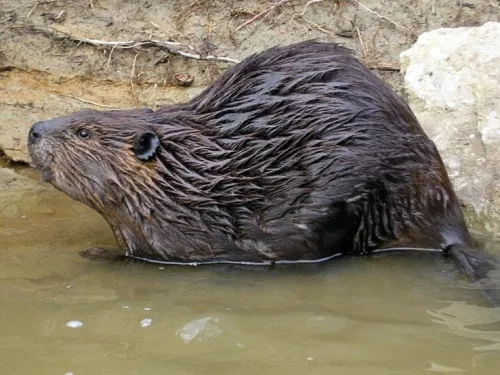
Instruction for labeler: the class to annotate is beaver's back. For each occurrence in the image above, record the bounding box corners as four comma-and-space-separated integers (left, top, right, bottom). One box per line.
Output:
149, 41, 471, 262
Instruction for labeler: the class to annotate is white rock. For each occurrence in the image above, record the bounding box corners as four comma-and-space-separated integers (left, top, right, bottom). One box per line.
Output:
140, 318, 152, 328
400, 22, 500, 234
65, 320, 83, 328
176, 317, 222, 343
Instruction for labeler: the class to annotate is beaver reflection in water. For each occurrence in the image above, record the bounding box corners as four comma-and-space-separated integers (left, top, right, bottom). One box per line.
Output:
28, 41, 496, 284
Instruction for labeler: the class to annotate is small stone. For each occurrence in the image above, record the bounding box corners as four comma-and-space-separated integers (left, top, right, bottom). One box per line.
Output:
140, 318, 152, 328
174, 73, 194, 87
65, 320, 83, 328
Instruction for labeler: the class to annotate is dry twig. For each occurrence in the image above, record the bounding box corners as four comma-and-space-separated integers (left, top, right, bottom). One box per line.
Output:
355, 25, 367, 64
64, 95, 119, 109
18, 25, 240, 64
149, 21, 179, 39
235, 0, 290, 31
292, 15, 337, 36
106, 45, 117, 70
130, 52, 139, 103
5, 0, 56, 13
366, 62, 400, 71
301, 0, 324, 15
54, 10, 65, 20
354, 24, 400, 71
352, 0, 416, 36
26, 2, 39, 18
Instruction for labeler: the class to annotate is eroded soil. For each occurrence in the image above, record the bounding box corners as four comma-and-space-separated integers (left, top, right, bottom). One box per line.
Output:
1, 0, 499, 161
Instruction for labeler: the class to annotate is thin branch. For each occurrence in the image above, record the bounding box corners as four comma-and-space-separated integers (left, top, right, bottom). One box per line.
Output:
354, 24, 400, 71
26, 2, 38, 19
235, 0, 290, 31
366, 62, 400, 71
351, 0, 417, 36
301, 0, 324, 16
12, 22, 398, 82
355, 25, 368, 65
130, 52, 139, 103
106, 45, 117, 70
63, 95, 119, 109
4, 0, 56, 13
16, 25, 240, 64
293, 15, 337, 36
149, 21, 178, 39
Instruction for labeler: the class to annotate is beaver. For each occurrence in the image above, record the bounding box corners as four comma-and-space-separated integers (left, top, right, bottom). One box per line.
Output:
27, 41, 497, 290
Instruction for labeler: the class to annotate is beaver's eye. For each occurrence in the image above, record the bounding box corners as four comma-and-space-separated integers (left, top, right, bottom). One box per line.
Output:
77, 129, 90, 140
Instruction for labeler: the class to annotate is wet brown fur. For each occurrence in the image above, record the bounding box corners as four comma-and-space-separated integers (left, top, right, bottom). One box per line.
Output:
28, 41, 477, 265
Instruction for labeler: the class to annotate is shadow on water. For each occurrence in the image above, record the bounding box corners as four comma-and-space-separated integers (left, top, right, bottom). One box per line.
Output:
1, 166, 499, 375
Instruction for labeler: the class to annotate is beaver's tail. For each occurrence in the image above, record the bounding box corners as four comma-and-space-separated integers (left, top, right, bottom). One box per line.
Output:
446, 244, 500, 306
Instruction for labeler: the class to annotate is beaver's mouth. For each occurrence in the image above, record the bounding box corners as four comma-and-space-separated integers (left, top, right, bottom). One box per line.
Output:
30, 153, 54, 183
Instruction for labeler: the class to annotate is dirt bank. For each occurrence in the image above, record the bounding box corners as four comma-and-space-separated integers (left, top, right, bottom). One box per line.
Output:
1, 0, 499, 161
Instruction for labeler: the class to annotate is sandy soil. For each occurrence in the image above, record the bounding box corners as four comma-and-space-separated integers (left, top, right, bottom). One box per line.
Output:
0, 0, 499, 161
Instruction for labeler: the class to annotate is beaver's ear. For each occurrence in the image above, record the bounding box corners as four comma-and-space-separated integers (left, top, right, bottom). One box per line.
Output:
133, 131, 160, 161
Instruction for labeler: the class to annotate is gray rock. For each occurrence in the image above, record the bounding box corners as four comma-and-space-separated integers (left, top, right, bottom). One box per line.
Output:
400, 22, 500, 234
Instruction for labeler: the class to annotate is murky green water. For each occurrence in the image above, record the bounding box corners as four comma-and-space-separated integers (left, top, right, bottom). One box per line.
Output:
1, 167, 499, 375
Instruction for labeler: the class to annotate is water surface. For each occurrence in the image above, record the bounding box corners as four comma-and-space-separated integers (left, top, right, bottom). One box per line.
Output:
1, 167, 499, 375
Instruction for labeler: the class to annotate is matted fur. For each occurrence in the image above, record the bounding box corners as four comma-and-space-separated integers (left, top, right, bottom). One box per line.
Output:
28, 40, 473, 264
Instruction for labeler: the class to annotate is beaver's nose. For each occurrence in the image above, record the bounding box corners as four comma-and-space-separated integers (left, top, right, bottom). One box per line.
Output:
28, 121, 48, 143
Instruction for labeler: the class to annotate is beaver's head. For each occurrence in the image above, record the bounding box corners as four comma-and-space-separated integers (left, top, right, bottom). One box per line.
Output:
27, 108, 237, 261
27, 109, 161, 213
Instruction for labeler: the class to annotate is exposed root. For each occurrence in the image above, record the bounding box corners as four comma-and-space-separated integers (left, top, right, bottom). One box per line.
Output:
355, 23, 400, 71
105, 45, 117, 70
63, 95, 119, 109
26, 2, 39, 19
3, 0, 56, 13
291, 14, 337, 37
351, 0, 417, 36
289, 0, 354, 38
130, 52, 140, 104
355, 25, 368, 64
15, 25, 240, 64
367, 62, 400, 71
149, 21, 181, 40
235, 0, 290, 31
300, 0, 325, 15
